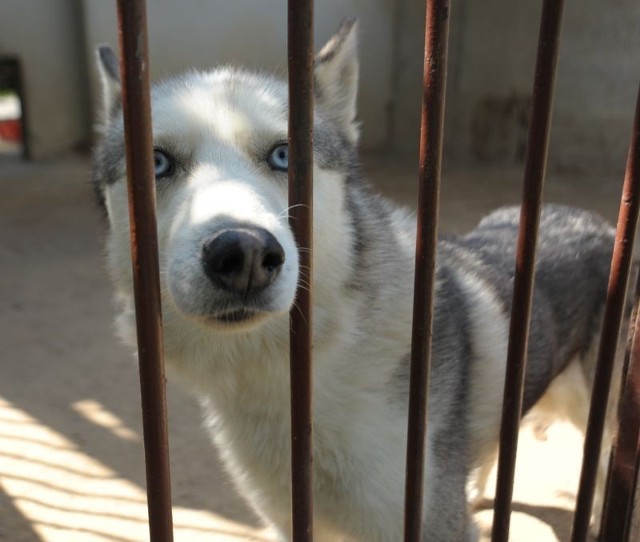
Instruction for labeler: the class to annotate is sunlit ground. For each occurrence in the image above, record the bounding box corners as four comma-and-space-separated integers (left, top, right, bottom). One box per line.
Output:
474, 423, 586, 541
0, 390, 587, 542
0, 396, 274, 541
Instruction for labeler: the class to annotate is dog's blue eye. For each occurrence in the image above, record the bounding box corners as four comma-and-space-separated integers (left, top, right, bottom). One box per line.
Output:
154, 149, 174, 178
268, 144, 288, 172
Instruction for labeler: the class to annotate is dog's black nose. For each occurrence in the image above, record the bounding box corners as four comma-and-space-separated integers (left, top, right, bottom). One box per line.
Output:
202, 227, 285, 296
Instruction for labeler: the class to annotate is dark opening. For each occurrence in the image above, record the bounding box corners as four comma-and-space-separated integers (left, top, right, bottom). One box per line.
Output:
0, 57, 28, 159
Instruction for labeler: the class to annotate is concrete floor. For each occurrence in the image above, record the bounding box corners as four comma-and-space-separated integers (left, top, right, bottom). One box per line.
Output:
0, 152, 625, 541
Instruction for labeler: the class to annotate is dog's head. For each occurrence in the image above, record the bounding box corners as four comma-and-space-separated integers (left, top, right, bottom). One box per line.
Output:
93, 20, 359, 338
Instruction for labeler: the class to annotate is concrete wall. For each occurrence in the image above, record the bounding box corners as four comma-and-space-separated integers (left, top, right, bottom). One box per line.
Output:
0, 0, 90, 159
82, 0, 395, 150
394, 0, 640, 175
551, 0, 640, 175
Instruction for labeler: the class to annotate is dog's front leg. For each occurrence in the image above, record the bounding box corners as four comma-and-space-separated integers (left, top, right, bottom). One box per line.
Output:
422, 440, 478, 541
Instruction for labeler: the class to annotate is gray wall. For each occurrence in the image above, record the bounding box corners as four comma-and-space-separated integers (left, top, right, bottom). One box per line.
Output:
82, 0, 395, 150
0, 0, 90, 159
393, 0, 640, 175
552, 0, 640, 175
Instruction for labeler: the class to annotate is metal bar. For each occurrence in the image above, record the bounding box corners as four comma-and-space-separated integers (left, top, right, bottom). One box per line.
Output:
116, 1, 174, 541
600, 267, 640, 541
491, 1, 565, 540
287, 1, 314, 540
402, 1, 450, 540
571, 83, 640, 542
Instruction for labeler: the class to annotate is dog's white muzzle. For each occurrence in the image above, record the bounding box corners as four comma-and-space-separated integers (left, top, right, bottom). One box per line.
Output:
163, 176, 299, 330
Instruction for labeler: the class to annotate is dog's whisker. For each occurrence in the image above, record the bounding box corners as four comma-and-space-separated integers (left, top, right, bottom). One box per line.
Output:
295, 279, 312, 290
294, 285, 311, 296
276, 203, 308, 220
290, 301, 309, 327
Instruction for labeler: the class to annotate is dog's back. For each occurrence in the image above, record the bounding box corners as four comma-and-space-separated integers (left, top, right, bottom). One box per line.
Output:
423, 205, 611, 460
452, 204, 613, 411
444, 205, 619, 528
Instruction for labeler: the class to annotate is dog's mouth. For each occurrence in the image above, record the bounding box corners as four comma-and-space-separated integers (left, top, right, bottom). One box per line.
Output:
210, 308, 261, 325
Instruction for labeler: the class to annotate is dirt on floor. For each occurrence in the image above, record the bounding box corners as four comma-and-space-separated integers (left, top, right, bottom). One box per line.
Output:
1, 152, 625, 541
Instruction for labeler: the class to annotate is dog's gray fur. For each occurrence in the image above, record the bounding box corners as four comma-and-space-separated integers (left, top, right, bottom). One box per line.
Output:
93, 19, 619, 541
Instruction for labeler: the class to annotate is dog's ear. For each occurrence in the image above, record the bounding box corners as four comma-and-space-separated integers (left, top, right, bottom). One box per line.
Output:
315, 18, 359, 144
96, 45, 121, 123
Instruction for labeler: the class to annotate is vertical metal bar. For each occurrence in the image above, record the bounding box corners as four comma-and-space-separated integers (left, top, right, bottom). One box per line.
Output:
116, 1, 174, 541
402, 1, 450, 540
571, 83, 640, 542
287, 1, 314, 540
491, 1, 565, 540
600, 265, 640, 541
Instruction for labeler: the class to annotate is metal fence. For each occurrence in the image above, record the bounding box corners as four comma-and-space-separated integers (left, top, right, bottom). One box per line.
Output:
114, 0, 640, 540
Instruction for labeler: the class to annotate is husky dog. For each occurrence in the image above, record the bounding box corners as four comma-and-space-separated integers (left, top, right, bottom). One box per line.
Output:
94, 20, 620, 541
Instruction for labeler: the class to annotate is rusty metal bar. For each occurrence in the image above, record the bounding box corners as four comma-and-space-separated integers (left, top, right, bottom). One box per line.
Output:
491, 1, 565, 540
600, 253, 640, 541
571, 83, 640, 542
116, 1, 174, 541
287, 0, 314, 540
402, 1, 450, 540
